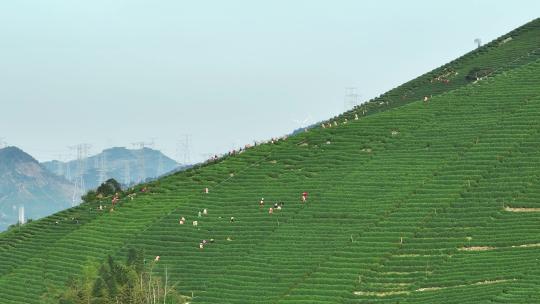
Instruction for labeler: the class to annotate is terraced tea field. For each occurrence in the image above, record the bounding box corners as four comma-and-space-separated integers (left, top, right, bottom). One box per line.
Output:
345, 18, 540, 119
0, 18, 539, 304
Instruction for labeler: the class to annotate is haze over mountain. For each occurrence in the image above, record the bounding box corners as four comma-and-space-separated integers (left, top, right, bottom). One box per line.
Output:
2, 17, 540, 303
0, 147, 72, 231
42, 147, 180, 191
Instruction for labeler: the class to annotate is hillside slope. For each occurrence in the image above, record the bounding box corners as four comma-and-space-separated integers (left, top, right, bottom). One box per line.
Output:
342, 18, 540, 120
1, 21, 540, 303
0, 147, 72, 231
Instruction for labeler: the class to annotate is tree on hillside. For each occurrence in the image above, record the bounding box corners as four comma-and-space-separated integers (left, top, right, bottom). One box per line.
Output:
96, 179, 122, 197
54, 248, 188, 304
466, 67, 493, 81
82, 179, 123, 203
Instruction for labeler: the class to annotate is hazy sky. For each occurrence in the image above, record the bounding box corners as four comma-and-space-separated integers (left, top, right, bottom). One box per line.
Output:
1, 1, 538, 163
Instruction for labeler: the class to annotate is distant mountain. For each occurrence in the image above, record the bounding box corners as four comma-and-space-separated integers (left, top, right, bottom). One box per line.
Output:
42, 147, 181, 192
0, 146, 72, 231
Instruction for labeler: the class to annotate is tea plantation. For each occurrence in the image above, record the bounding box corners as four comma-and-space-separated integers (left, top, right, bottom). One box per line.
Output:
0, 18, 539, 304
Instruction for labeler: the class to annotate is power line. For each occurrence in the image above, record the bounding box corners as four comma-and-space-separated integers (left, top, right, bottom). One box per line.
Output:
151, 138, 164, 176
123, 160, 131, 186
157, 153, 164, 176
64, 154, 72, 182
177, 135, 191, 165
55, 154, 64, 177
200, 153, 214, 162
131, 141, 153, 183
97, 151, 108, 185
345, 87, 361, 110
69, 143, 91, 206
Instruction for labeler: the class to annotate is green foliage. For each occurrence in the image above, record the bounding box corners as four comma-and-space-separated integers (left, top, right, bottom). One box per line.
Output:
82, 179, 123, 203
81, 190, 97, 203
126, 248, 145, 274
56, 249, 187, 304
466, 67, 494, 81
96, 179, 123, 197
2, 18, 540, 304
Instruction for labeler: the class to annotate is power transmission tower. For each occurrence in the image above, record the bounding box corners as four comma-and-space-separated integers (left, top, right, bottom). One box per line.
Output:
157, 153, 164, 176
70, 144, 91, 206
64, 156, 72, 181
56, 154, 64, 177
151, 138, 164, 176
131, 141, 153, 183
345, 87, 360, 110
97, 151, 107, 185
177, 135, 191, 165
18, 205, 25, 225
200, 153, 214, 162
474, 38, 482, 48
123, 161, 131, 186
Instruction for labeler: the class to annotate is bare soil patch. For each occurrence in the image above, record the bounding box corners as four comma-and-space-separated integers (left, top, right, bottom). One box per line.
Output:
416, 279, 515, 292
504, 206, 540, 212
458, 246, 495, 251
353, 290, 410, 297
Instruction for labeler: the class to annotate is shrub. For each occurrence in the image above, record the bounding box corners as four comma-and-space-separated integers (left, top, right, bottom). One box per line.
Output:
466, 67, 494, 81
56, 249, 188, 304
96, 179, 122, 197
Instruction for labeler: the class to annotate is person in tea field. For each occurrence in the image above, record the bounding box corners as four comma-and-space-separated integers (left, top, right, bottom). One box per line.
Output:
198, 210, 202, 218
302, 192, 308, 202
269, 207, 273, 215
259, 198, 265, 208
230, 216, 235, 223
111, 193, 120, 207
204, 187, 209, 194
203, 208, 208, 216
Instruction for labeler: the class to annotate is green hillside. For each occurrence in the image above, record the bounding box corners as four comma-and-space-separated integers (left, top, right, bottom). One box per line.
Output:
1, 19, 540, 304
343, 18, 540, 120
